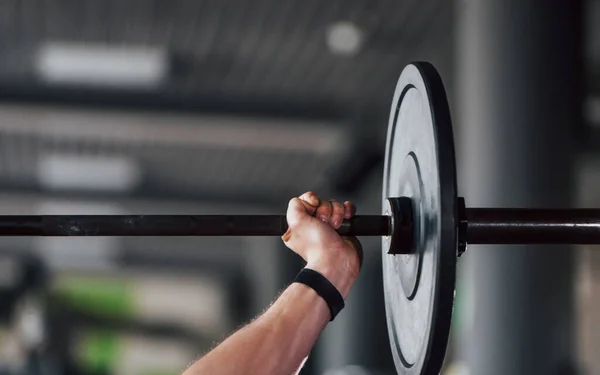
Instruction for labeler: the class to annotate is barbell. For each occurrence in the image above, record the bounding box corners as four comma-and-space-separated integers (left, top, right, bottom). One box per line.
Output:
1, 204, 597, 244
1, 62, 598, 374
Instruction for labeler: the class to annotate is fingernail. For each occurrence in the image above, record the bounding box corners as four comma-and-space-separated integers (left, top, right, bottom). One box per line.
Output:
319, 215, 328, 222
333, 218, 341, 227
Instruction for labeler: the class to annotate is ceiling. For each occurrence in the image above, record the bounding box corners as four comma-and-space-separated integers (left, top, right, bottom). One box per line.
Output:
0, 0, 454, 118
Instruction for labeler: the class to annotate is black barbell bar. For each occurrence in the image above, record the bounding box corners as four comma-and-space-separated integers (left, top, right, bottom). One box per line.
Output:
0, 214, 390, 237
0, 199, 599, 246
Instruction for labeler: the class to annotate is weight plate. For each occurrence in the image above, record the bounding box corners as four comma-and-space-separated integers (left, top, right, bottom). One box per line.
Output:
382, 62, 457, 375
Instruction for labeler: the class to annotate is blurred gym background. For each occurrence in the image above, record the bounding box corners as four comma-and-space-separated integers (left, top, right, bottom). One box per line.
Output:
0, 1, 597, 374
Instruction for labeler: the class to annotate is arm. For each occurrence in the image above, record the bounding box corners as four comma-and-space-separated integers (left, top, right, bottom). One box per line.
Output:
183, 192, 362, 375
183, 280, 330, 375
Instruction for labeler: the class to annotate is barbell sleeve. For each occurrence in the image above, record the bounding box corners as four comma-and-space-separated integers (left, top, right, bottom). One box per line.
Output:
465, 208, 600, 244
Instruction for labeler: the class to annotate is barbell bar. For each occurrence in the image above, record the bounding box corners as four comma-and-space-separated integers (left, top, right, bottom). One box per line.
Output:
0, 203, 599, 247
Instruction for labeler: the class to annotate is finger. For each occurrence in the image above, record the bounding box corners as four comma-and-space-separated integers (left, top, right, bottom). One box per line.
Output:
343, 201, 357, 219
314, 199, 333, 223
299, 191, 320, 210
330, 200, 345, 229
297, 200, 318, 217
297, 191, 321, 216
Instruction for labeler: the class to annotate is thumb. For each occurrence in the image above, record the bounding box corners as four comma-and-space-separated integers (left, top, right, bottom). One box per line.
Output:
286, 197, 312, 228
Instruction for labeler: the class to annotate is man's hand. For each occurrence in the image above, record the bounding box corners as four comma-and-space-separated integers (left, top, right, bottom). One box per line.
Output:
282, 191, 363, 298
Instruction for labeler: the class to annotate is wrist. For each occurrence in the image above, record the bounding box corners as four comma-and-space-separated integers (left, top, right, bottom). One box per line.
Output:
305, 257, 357, 299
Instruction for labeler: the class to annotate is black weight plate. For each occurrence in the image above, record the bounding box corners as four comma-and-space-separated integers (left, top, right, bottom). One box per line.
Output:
382, 62, 457, 375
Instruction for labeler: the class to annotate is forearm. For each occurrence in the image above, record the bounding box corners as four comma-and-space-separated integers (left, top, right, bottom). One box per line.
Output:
183, 282, 330, 375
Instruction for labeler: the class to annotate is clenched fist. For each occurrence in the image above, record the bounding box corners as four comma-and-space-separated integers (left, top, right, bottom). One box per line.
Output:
282, 191, 363, 298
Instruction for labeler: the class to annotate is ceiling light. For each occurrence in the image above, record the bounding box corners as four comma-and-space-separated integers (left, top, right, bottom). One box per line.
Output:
36, 42, 168, 88
327, 22, 363, 56
37, 154, 141, 192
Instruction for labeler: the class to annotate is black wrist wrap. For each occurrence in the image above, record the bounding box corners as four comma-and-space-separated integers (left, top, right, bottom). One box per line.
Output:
293, 268, 345, 321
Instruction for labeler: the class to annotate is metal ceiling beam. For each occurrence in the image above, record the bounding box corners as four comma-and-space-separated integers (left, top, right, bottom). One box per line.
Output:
0, 104, 346, 155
